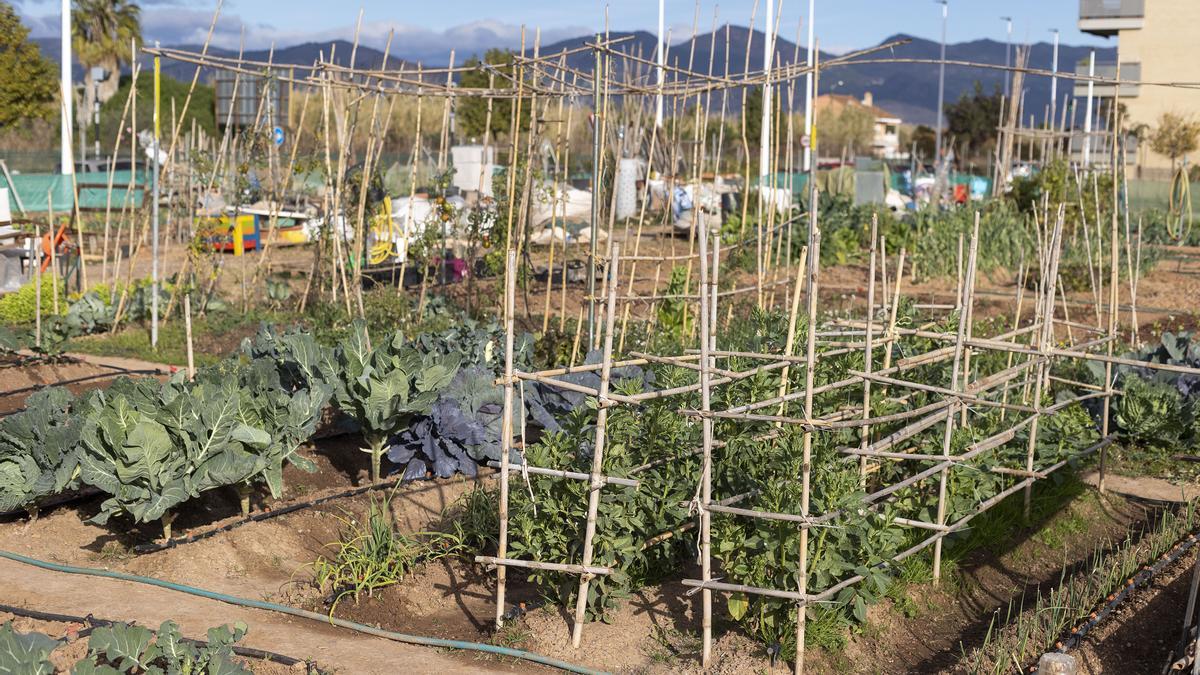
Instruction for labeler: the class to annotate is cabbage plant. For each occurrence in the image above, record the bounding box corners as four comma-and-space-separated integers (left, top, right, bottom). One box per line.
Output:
78, 377, 268, 540
326, 322, 460, 482
0, 387, 82, 517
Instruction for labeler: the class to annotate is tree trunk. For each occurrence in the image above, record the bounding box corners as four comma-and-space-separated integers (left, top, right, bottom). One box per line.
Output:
80, 70, 96, 130
97, 57, 120, 106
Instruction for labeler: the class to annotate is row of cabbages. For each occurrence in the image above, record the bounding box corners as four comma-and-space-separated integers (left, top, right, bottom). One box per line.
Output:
0, 318, 588, 540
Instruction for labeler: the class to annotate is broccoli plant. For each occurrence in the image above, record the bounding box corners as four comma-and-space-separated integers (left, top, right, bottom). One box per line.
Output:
74, 620, 250, 675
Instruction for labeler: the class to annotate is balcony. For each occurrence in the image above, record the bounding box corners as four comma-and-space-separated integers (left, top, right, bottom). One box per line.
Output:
1079, 0, 1144, 36
1073, 62, 1140, 98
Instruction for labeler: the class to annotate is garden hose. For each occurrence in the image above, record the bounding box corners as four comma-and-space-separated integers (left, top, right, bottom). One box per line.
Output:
369, 240, 398, 265
0, 549, 608, 675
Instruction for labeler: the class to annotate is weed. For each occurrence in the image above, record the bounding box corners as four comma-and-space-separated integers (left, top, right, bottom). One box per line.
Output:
94, 539, 131, 561
642, 625, 700, 664
490, 624, 531, 650
311, 494, 464, 614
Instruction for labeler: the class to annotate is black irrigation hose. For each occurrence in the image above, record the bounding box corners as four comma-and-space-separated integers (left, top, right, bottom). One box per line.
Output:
0, 602, 308, 667
133, 475, 409, 554
1046, 530, 1200, 661
0, 488, 103, 520
0, 367, 164, 399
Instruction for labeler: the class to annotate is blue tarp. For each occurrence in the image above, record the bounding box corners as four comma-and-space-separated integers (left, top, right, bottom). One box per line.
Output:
3, 172, 146, 213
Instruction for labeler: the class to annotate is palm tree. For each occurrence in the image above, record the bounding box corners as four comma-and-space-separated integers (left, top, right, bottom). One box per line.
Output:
72, 0, 140, 126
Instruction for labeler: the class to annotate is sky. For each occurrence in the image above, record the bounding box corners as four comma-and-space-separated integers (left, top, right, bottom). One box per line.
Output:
16, 0, 1113, 61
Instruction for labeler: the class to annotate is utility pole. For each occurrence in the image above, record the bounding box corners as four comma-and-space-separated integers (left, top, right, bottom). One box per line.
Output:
151, 43, 161, 348
587, 38, 602, 347
803, 0, 815, 171
1083, 50, 1095, 167
1001, 16, 1012, 98
934, 1, 948, 177
60, 0, 73, 175
761, 0, 774, 180
655, 0, 664, 127
1049, 29, 1059, 135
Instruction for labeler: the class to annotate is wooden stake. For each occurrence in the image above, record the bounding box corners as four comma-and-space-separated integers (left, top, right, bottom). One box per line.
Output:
34, 223, 41, 349
775, 246, 810, 414
571, 243, 620, 648
184, 292, 195, 380
699, 226, 714, 667
494, 249, 517, 629
861, 215, 879, 476
933, 213, 979, 582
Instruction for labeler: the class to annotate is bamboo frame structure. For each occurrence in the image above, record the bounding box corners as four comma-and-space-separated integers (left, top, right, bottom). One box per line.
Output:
476, 193, 1200, 671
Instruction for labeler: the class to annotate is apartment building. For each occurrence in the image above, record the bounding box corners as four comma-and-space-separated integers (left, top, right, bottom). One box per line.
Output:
814, 92, 903, 160
1078, 0, 1200, 178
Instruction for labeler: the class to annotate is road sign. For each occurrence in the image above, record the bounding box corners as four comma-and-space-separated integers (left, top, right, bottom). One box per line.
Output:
272, 127, 285, 146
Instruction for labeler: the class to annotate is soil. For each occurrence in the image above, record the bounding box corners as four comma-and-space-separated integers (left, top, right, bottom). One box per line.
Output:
1071, 539, 1200, 674
828, 487, 1153, 674
0, 351, 175, 415
0, 436, 521, 673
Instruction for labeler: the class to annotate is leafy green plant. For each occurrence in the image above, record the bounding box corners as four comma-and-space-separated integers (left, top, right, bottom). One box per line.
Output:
0, 619, 253, 675
227, 356, 331, 513
0, 387, 82, 515
325, 321, 460, 482
0, 621, 57, 674
1115, 377, 1188, 451
313, 494, 463, 614
0, 274, 66, 325
77, 376, 269, 539
73, 620, 250, 675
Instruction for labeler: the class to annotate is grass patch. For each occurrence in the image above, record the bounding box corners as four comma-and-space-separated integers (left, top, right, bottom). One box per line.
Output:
65, 310, 283, 366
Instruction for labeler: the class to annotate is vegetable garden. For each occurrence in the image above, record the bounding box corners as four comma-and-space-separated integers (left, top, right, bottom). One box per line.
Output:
4, 16, 1200, 675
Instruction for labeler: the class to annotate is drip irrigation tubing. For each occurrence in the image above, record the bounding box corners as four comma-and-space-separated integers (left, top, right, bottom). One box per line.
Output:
0, 602, 306, 667
0, 488, 102, 520
0, 549, 607, 674
132, 475, 412, 554
1049, 530, 1200, 659
0, 367, 165, 399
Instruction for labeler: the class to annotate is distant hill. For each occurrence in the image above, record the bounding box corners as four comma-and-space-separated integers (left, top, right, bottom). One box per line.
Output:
34, 29, 1115, 126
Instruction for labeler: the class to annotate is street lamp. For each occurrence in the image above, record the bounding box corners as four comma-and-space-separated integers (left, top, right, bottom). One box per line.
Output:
1049, 29, 1060, 132
803, 0, 815, 171
60, 0, 73, 175
934, 0, 948, 174
1001, 16, 1012, 98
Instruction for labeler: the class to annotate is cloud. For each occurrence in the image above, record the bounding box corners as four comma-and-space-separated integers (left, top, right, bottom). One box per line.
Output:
23, 5, 589, 63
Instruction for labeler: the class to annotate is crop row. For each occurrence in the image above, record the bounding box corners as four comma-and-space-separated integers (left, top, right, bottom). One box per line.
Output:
0, 314, 564, 540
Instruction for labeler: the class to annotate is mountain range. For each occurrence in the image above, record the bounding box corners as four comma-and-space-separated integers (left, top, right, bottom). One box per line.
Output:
36, 28, 1116, 126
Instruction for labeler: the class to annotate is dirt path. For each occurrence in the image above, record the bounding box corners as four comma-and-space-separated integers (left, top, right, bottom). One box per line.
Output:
0, 555, 510, 674
1081, 470, 1200, 502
